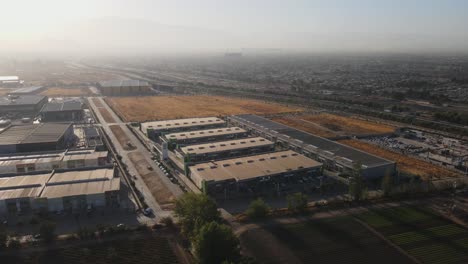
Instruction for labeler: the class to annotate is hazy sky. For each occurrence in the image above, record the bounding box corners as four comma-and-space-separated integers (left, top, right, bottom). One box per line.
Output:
1, 0, 468, 54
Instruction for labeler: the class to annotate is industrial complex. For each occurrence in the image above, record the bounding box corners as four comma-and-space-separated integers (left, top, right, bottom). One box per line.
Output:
228, 114, 396, 178
98, 80, 152, 96
189, 150, 322, 195
0, 168, 120, 215
0, 95, 48, 114
164, 127, 248, 147
141, 116, 225, 139
0, 123, 75, 154
40, 100, 84, 122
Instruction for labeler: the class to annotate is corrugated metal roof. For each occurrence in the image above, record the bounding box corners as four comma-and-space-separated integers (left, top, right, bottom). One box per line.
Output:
190, 150, 321, 183
0, 173, 50, 200
41, 100, 82, 112
0, 95, 47, 106
142, 117, 224, 132
0, 123, 72, 145
180, 136, 273, 156
165, 127, 246, 141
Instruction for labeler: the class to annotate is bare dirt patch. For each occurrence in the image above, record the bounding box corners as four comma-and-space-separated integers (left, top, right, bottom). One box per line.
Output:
105, 95, 303, 122
99, 107, 116, 123
40, 87, 93, 97
339, 139, 462, 180
92, 98, 103, 107
273, 113, 396, 138
128, 152, 175, 209
109, 125, 136, 150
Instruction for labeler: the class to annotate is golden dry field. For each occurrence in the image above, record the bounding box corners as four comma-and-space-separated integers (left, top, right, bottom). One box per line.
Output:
0, 88, 14, 95
40, 87, 93, 96
273, 113, 396, 138
105, 95, 303, 122
339, 139, 462, 180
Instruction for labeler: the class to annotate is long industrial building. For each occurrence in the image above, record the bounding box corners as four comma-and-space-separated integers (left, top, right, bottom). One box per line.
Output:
0, 168, 120, 215
164, 127, 248, 147
0, 123, 75, 154
0, 149, 109, 174
0, 95, 48, 113
142, 117, 225, 139
179, 137, 275, 163
98, 80, 152, 96
8, 86, 45, 95
40, 100, 84, 122
189, 150, 322, 194
228, 114, 396, 178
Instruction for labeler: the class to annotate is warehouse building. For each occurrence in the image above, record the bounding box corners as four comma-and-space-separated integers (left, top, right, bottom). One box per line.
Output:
0, 149, 109, 174
0, 168, 120, 215
98, 80, 152, 96
8, 86, 45, 95
0, 76, 22, 88
0, 95, 48, 113
164, 127, 248, 147
179, 137, 275, 163
0, 123, 75, 154
228, 115, 396, 179
189, 150, 322, 195
142, 117, 225, 140
40, 100, 84, 122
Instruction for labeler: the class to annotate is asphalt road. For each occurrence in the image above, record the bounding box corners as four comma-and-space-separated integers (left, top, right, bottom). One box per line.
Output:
88, 97, 183, 221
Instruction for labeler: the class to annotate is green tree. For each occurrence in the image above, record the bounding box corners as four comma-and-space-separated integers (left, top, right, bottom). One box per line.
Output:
245, 198, 270, 220
39, 221, 56, 243
287, 192, 308, 213
174, 193, 221, 237
349, 162, 367, 201
193, 222, 240, 264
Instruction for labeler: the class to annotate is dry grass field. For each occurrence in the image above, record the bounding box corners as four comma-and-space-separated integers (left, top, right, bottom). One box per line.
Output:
0, 88, 14, 95
105, 95, 303, 122
128, 152, 175, 210
339, 139, 462, 180
40, 87, 93, 97
273, 113, 396, 138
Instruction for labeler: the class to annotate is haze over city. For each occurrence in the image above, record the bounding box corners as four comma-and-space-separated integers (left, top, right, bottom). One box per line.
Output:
1, 0, 468, 55
1, 1, 468, 264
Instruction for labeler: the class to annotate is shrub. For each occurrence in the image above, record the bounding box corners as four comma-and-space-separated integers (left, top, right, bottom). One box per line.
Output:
8, 239, 21, 249
287, 192, 308, 213
245, 198, 270, 220
160, 216, 175, 228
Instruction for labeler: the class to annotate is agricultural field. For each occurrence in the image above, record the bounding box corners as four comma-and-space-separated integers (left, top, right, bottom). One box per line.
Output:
339, 139, 462, 180
273, 113, 396, 138
357, 206, 468, 264
105, 95, 303, 122
128, 152, 175, 210
40, 87, 93, 97
2, 235, 180, 264
109, 125, 136, 151
240, 217, 413, 264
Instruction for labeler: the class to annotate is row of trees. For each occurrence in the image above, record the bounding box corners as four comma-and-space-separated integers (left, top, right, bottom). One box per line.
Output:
174, 193, 245, 264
